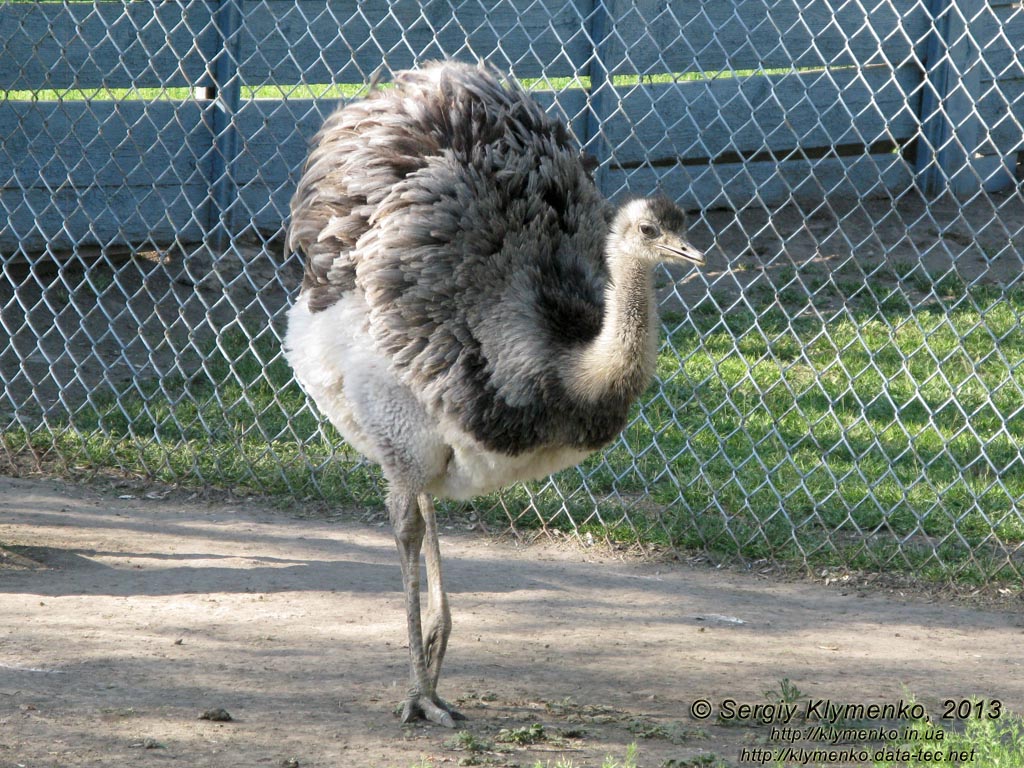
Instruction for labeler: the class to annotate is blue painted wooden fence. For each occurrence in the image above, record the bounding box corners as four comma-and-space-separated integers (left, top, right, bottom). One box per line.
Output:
1, 0, 1021, 254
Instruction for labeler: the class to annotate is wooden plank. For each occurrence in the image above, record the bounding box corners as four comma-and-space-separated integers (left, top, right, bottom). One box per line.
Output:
602, 65, 923, 167
914, 0, 1022, 194
972, 154, 1018, 192
977, 76, 1024, 155
916, 0, 987, 197
0, 185, 208, 254
604, 153, 915, 210
232, 0, 590, 85
0, 100, 213, 253
600, 0, 930, 77
236, 180, 295, 236
972, 2, 1024, 79
0, 101, 213, 189
972, 73, 1023, 192
0, 1, 217, 91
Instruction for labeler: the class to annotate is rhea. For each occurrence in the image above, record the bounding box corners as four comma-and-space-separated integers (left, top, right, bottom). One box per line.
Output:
284, 61, 705, 727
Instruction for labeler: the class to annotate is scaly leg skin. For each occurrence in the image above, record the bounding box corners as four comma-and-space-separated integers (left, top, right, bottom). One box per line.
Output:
389, 489, 463, 727
419, 494, 464, 720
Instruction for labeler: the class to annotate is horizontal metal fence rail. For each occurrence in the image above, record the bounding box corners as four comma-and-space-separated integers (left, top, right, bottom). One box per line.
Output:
1, 0, 1022, 581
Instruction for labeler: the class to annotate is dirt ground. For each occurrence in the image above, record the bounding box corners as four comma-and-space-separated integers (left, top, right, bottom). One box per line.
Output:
2, 475, 1022, 768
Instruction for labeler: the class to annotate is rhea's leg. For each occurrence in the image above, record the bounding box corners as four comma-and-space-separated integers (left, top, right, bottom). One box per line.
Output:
354, 373, 456, 725
389, 488, 457, 727
418, 494, 464, 719
419, 493, 450, 684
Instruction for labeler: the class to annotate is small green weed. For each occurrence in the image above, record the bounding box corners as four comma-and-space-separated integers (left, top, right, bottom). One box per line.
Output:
627, 717, 672, 739
527, 743, 639, 768
497, 723, 547, 746
603, 743, 639, 768
764, 678, 805, 705
444, 730, 493, 754
661, 756, 731, 768
626, 717, 699, 744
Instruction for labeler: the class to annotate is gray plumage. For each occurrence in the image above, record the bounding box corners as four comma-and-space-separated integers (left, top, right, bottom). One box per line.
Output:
284, 60, 705, 727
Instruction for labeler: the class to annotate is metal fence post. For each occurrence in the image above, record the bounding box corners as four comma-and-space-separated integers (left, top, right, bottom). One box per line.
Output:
208, 0, 244, 249
584, 0, 611, 194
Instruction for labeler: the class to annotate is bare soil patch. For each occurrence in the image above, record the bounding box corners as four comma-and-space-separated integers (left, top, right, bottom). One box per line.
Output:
1, 476, 1022, 767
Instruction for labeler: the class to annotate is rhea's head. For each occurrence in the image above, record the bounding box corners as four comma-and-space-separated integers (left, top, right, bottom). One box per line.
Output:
610, 197, 705, 267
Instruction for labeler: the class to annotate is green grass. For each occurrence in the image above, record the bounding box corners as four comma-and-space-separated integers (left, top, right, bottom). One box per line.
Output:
441, 727, 637, 767
518, 283, 1024, 582
871, 712, 1024, 767
526, 742, 638, 768
408, 713, 1024, 767
761, 711, 1024, 768
3, 66, 847, 102
2, 323, 381, 505
3, 278, 1023, 583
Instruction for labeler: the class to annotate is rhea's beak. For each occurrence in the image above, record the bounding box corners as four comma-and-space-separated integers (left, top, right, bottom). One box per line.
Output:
656, 240, 706, 268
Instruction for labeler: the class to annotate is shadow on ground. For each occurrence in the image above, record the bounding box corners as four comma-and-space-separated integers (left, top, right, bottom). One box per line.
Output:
2, 475, 1022, 768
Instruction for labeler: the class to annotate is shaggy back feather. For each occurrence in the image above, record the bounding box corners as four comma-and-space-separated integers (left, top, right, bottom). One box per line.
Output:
288, 61, 636, 455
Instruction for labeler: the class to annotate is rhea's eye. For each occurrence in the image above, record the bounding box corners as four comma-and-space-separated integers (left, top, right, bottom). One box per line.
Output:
639, 221, 660, 239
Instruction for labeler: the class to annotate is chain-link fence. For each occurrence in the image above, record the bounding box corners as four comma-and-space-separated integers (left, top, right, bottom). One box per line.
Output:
2, 0, 1022, 582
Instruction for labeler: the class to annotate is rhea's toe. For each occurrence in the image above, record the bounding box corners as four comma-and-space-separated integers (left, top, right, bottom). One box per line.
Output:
400, 695, 465, 728
436, 697, 467, 721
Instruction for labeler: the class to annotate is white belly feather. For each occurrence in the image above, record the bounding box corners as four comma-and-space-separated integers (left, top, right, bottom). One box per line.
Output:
284, 293, 593, 500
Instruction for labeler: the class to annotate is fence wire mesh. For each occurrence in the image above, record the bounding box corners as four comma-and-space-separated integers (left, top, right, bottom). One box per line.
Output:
1, 0, 1023, 582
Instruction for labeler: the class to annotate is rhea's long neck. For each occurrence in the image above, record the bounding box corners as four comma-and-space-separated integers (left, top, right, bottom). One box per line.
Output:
564, 251, 660, 405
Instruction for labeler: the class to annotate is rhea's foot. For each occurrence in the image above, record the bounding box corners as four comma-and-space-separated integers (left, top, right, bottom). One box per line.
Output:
400, 694, 467, 728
